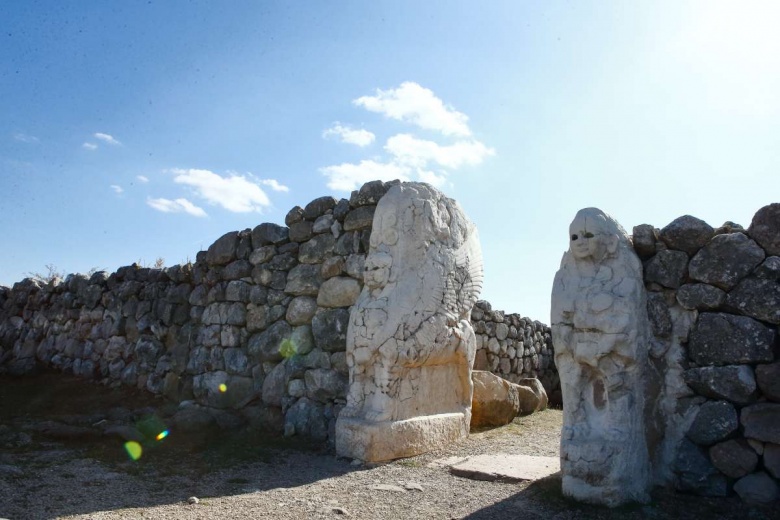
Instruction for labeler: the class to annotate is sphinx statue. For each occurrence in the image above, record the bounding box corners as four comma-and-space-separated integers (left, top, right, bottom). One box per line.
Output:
336, 182, 483, 462
551, 208, 652, 506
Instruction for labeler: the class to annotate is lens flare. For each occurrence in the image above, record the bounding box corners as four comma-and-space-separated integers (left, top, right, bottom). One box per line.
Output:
218, 383, 227, 393
156, 430, 169, 441
124, 441, 143, 461
279, 338, 298, 358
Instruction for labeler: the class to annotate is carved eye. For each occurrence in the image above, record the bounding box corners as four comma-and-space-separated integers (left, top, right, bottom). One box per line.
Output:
584, 232, 595, 239
571, 234, 578, 241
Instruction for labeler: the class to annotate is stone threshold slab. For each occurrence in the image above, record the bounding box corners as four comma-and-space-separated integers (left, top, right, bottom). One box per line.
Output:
447, 454, 561, 482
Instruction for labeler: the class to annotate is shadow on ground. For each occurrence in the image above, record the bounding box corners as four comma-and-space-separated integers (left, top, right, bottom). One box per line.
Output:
0, 372, 354, 519
463, 473, 779, 520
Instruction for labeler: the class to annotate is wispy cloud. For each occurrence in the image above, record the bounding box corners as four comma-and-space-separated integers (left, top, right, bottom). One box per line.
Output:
322, 123, 376, 147
147, 197, 207, 217
13, 133, 39, 144
260, 179, 290, 192
94, 132, 121, 145
320, 160, 410, 191
354, 82, 471, 137
136, 175, 149, 183
170, 168, 272, 213
82, 142, 98, 150
110, 185, 124, 194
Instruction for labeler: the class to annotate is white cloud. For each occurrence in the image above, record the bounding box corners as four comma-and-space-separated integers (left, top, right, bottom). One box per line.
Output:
320, 160, 410, 191
260, 179, 290, 192
385, 134, 495, 169
416, 170, 448, 188
170, 168, 272, 213
94, 132, 121, 145
13, 133, 39, 143
147, 197, 207, 217
110, 185, 124, 194
354, 82, 471, 137
136, 175, 149, 183
322, 123, 376, 147
82, 142, 98, 150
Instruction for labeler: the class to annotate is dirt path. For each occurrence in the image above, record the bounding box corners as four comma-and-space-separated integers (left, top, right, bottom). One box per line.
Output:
0, 374, 774, 520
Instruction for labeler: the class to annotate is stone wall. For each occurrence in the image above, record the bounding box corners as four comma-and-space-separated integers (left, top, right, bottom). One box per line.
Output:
471, 300, 559, 404
634, 204, 780, 502
0, 179, 559, 444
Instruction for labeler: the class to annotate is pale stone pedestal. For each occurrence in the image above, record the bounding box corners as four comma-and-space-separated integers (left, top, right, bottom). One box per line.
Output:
336, 412, 469, 462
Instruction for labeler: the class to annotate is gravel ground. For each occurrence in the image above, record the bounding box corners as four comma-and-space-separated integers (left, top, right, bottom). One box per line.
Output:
1, 374, 777, 520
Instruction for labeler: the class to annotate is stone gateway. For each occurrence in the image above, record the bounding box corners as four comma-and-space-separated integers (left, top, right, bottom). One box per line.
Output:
336, 182, 483, 462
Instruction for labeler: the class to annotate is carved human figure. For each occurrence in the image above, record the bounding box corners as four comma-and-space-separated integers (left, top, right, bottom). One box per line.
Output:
337, 182, 483, 462
551, 208, 651, 506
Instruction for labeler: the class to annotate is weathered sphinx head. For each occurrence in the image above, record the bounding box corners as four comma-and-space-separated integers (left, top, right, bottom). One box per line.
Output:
363, 182, 483, 320
567, 208, 626, 263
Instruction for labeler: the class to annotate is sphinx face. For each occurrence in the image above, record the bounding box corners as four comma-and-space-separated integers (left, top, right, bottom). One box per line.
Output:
569, 214, 610, 261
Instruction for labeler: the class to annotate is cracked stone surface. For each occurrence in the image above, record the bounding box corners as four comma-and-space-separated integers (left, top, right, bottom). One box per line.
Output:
335, 183, 483, 463
551, 208, 652, 507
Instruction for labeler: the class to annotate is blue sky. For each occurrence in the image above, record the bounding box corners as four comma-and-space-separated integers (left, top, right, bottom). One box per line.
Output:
2, 1, 779, 323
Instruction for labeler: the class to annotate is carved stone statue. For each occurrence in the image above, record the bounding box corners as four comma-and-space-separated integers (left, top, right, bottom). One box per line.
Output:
551, 208, 652, 506
336, 182, 483, 462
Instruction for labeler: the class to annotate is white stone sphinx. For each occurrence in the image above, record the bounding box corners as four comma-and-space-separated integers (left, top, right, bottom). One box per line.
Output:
551, 208, 652, 506
336, 182, 483, 462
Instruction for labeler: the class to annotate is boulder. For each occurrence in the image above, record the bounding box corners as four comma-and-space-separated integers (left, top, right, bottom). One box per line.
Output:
683, 365, 757, 405
741, 403, 780, 444
312, 214, 335, 234
688, 232, 765, 290
748, 203, 780, 256
284, 397, 328, 440
248, 321, 292, 362
674, 438, 729, 497
471, 371, 519, 428
286, 296, 318, 326
262, 361, 288, 407
349, 179, 395, 207
631, 224, 658, 259
252, 223, 289, 248
733, 472, 779, 505
343, 206, 376, 231
284, 264, 322, 296
756, 362, 780, 402
688, 313, 775, 366
517, 377, 548, 411
303, 196, 337, 220
659, 215, 714, 256
676, 283, 726, 311
299, 234, 336, 264
755, 256, 780, 280
686, 400, 738, 446
206, 231, 239, 266
317, 277, 361, 308
311, 308, 350, 352
288, 221, 314, 243
725, 277, 780, 324
304, 368, 348, 402
644, 250, 689, 289
764, 443, 780, 479
285, 206, 304, 226
708, 439, 758, 478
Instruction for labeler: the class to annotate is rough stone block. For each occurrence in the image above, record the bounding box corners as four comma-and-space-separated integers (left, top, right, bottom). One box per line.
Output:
688, 312, 775, 366
689, 232, 765, 290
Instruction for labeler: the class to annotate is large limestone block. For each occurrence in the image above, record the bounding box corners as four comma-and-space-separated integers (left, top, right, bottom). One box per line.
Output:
551, 208, 652, 506
336, 182, 483, 462
470, 371, 519, 429
688, 232, 765, 290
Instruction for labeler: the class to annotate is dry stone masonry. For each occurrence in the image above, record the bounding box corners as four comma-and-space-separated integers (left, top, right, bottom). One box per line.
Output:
550, 203, 779, 507
0, 179, 556, 447
635, 204, 780, 505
